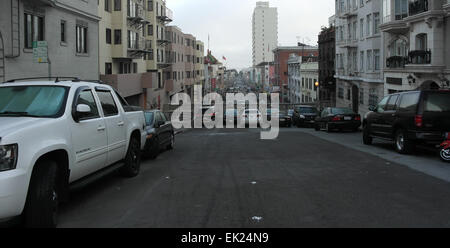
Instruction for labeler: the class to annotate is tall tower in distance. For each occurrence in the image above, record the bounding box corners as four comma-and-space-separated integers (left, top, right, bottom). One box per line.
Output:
252, 1, 278, 66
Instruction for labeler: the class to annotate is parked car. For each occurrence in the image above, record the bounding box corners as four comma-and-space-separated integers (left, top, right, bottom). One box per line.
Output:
314, 107, 361, 132
224, 109, 238, 125
143, 110, 174, 159
243, 109, 261, 127
363, 90, 450, 154
266, 109, 292, 127
292, 105, 319, 127
0, 79, 147, 227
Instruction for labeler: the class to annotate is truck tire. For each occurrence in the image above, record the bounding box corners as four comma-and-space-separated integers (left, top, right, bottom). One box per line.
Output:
363, 125, 373, 145
24, 160, 59, 228
395, 129, 415, 154
120, 137, 141, 178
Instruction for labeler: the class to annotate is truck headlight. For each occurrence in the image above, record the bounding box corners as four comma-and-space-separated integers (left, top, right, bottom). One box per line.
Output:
0, 144, 18, 172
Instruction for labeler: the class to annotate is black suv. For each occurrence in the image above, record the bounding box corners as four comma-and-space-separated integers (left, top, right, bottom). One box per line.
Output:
363, 90, 450, 154
292, 105, 319, 128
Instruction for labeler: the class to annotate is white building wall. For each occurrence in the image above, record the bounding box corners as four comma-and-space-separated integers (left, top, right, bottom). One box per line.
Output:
252, 1, 278, 66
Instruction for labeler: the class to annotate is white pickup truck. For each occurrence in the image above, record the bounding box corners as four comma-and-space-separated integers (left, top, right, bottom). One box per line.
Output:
0, 79, 147, 227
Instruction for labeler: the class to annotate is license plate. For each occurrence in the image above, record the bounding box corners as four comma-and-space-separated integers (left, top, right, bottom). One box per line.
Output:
344, 116, 352, 120
280, 118, 285, 121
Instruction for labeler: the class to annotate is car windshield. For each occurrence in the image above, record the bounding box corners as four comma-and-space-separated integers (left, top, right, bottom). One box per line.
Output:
424, 92, 450, 112
331, 108, 354, 115
0, 86, 68, 118
144, 112, 155, 126
298, 107, 317, 114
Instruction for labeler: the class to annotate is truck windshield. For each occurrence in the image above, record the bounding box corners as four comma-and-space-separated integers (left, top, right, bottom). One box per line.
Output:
424, 92, 450, 112
0, 86, 69, 118
144, 112, 154, 126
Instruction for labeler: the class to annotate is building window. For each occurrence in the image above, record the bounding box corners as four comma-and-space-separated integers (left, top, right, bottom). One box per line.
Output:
367, 50, 372, 71
360, 18, 364, 38
61, 20, 66, 43
148, 25, 153, 36
369, 90, 379, 109
133, 62, 137, 73
360, 51, 364, 72
374, 13, 380, 34
148, 0, 153, 11
106, 28, 112, 44
366, 14, 372, 36
338, 87, 344, 99
105, 63, 112, 74
24, 13, 44, 49
347, 89, 351, 100
76, 25, 88, 54
374, 49, 380, 70
105, 0, 111, 12
114, 29, 122, 44
114, 0, 121, 11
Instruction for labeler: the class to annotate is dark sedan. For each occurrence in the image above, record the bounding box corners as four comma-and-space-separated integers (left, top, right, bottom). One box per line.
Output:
266, 109, 292, 127
314, 107, 361, 132
293, 105, 319, 128
143, 110, 175, 158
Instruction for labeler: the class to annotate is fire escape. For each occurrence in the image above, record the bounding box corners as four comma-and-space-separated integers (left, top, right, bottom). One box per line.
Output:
127, 0, 151, 58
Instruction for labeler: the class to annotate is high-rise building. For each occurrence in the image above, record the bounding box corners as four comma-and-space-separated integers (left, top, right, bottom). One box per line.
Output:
252, 1, 278, 66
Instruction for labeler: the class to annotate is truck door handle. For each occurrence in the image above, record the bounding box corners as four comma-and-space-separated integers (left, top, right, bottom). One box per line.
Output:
118, 121, 125, 127
97, 126, 106, 131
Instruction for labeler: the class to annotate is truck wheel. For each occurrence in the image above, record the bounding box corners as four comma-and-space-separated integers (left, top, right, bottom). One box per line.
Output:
24, 160, 59, 228
167, 133, 175, 150
395, 129, 414, 154
363, 125, 373, 145
120, 137, 141, 178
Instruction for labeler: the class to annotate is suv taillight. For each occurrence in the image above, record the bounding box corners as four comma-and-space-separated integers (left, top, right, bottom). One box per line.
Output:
332, 116, 341, 121
415, 115, 423, 127
355, 115, 361, 121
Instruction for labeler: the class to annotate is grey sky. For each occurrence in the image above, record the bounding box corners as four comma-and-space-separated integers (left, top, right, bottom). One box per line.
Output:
169, 0, 335, 70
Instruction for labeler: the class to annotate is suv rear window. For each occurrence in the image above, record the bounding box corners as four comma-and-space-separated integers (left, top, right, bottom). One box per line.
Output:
298, 107, 317, 114
399, 92, 420, 111
424, 92, 450, 112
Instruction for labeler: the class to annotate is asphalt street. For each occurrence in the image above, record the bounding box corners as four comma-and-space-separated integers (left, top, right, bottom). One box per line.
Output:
58, 127, 450, 228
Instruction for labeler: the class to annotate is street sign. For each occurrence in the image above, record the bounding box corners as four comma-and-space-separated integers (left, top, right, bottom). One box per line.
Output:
33, 41, 48, 63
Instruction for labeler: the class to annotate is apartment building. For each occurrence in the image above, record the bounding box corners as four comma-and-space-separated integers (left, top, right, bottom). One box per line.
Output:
273, 45, 318, 102
252, 1, 278, 66
380, 0, 450, 94
163, 26, 204, 104
287, 55, 302, 103
195, 40, 205, 87
318, 24, 336, 108
300, 62, 319, 103
335, 0, 384, 117
0, 0, 100, 82
98, 0, 172, 109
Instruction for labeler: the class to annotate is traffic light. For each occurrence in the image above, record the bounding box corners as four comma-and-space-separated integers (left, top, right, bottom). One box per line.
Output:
314, 81, 319, 91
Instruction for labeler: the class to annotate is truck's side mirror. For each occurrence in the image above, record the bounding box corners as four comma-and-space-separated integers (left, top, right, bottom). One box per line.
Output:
74, 104, 91, 122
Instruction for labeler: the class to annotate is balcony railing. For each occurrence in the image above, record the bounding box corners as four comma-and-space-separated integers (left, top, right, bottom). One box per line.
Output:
157, 6, 173, 23
408, 50, 431, 64
386, 56, 408, 68
409, 0, 429, 16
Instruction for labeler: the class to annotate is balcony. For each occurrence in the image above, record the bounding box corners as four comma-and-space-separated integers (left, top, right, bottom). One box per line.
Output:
37, 0, 56, 6
127, 5, 149, 28
379, 15, 409, 33
127, 38, 151, 58
408, 50, 431, 64
338, 39, 358, 48
156, 6, 173, 23
157, 31, 172, 46
157, 56, 173, 69
100, 72, 156, 98
386, 56, 408, 68
409, 0, 429, 16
